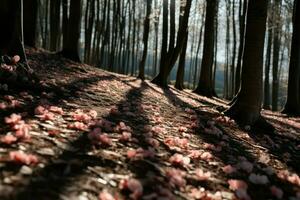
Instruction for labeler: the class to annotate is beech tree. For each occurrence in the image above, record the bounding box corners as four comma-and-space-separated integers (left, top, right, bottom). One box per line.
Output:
24, 0, 38, 47
283, 0, 300, 115
61, 0, 82, 62
225, 0, 268, 126
194, 0, 217, 97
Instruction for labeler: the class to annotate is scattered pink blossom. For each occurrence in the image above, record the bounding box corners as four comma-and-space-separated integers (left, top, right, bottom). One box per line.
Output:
5, 113, 22, 125
228, 179, 248, 191
9, 151, 39, 165
169, 153, 190, 167
195, 168, 211, 181
127, 148, 155, 160
49, 106, 64, 115
34, 105, 47, 115
178, 126, 188, 133
119, 131, 132, 142
68, 122, 88, 130
222, 165, 237, 174
270, 185, 283, 199
98, 190, 115, 200
200, 151, 213, 161
89, 109, 98, 119
119, 178, 143, 199
165, 168, 186, 188
0, 134, 17, 144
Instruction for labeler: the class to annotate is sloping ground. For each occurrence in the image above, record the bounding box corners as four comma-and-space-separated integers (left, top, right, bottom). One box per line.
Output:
0, 48, 299, 200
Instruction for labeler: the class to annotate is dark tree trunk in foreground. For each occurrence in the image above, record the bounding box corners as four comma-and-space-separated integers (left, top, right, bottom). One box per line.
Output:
138, 0, 153, 80
24, 0, 38, 47
194, 0, 217, 97
225, 0, 268, 126
61, 0, 82, 62
0, 0, 27, 64
283, 0, 300, 115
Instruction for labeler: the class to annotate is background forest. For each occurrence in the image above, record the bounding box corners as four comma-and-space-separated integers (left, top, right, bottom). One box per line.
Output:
29, 0, 294, 110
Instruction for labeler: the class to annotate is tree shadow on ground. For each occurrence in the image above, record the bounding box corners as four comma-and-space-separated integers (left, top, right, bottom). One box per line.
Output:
157, 85, 299, 199
6, 81, 184, 200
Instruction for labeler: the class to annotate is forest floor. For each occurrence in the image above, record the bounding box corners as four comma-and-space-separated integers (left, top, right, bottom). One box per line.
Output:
0, 48, 300, 200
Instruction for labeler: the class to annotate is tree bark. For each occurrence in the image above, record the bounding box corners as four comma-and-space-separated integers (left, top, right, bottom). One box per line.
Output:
194, 0, 217, 97
24, 0, 38, 47
225, 0, 268, 126
283, 0, 300, 115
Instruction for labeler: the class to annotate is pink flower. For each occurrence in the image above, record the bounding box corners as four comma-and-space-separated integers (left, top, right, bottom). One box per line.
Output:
169, 153, 190, 167
165, 168, 186, 188
49, 106, 64, 115
127, 148, 155, 160
119, 178, 143, 200
68, 122, 88, 130
120, 131, 132, 142
88, 110, 98, 119
12, 55, 20, 64
200, 151, 213, 161
188, 150, 203, 159
5, 113, 22, 125
270, 185, 283, 199
0, 134, 17, 144
248, 173, 269, 185
34, 105, 47, 115
0, 102, 7, 110
222, 165, 237, 174
228, 179, 248, 191
9, 151, 39, 165
195, 169, 211, 181
178, 126, 188, 133
73, 112, 91, 122
39, 112, 55, 121
98, 190, 115, 200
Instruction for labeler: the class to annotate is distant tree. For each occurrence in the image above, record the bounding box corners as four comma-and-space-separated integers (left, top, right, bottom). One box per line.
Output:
24, 0, 38, 47
225, 0, 268, 126
50, 0, 61, 51
138, 0, 153, 80
283, 0, 300, 115
152, 0, 192, 87
61, 0, 82, 62
263, 0, 273, 110
194, 0, 217, 97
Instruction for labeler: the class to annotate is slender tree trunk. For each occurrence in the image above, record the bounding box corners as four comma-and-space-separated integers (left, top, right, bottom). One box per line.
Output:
175, 34, 188, 90
138, 0, 153, 80
194, 0, 217, 97
225, 0, 268, 126
283, 0, 300, 115
50, 0, 60, 51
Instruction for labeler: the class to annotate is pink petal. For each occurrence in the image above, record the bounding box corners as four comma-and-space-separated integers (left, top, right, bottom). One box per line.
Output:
222, 165, 237, 174
228, 179, 248, 191
0, 134, 17, 144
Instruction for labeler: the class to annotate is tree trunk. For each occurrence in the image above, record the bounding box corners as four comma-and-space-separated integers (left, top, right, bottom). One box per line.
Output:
272, 0, 281, 111
194, 0, 217, 97
138, 0, 153, 80
235, 0, 247, 94
175, 34, 188, 90
225, 0, 268, 126
61, 0, 82, 62
283, 0, 300, 115
24, 0, 38, 47
50, 0, 60, 51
